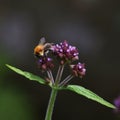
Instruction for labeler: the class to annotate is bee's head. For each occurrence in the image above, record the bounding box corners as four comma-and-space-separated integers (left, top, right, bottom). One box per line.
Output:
34, 45, 44, 57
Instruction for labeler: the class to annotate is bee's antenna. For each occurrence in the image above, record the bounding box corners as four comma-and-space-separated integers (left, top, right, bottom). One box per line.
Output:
39, 37, 46, 44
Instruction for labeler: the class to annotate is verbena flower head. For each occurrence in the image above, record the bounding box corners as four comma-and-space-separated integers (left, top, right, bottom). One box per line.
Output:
114, 96, 120, 113
35, 38, 86, 85
38, 57, 54, 72
70, 62, 86, 78
52, 40, 79, 64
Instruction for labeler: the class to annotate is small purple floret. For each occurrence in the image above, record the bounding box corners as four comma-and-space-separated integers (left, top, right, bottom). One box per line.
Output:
70, 62, 86, 77
38, 57, 54, 71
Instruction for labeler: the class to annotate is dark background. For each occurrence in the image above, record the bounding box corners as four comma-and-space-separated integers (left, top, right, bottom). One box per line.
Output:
0, 0, 120, 120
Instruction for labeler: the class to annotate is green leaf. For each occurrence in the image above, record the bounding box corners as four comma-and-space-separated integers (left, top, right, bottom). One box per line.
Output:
66, 85, 115, 109
6, 64, 46, 85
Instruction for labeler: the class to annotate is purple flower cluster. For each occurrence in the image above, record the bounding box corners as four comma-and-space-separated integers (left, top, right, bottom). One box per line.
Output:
52, 40, 79, 64
35, 39, 86, 85
38, 57, 54, 71
70, 63, 86, 78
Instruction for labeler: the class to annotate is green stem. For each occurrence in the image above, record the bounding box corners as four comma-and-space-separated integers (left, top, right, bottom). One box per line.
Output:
55, 65, 64, 85
45, 88, 58, 120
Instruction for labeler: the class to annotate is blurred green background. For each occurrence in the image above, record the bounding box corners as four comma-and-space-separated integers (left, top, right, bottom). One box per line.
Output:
0, 0, 120, 120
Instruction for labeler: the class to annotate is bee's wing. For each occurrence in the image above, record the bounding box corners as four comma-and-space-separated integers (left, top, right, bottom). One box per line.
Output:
39, 37, 46, 45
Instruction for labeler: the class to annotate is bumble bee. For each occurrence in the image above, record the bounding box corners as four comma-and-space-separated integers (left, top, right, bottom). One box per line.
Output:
34, 37, 53, 58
